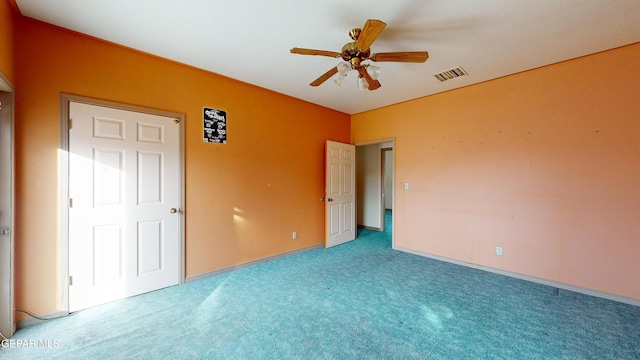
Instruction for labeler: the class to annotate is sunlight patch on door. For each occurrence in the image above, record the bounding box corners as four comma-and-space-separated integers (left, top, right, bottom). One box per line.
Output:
93, 149, 123, 206
93, 224, 123, 284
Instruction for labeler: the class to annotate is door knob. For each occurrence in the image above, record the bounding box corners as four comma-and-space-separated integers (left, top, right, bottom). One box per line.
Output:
0, 228, 9, 235
327, 198, 333, 202
170, 208, 178, 214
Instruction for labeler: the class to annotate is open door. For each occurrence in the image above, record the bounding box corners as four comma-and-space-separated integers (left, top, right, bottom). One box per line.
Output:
325, 140, 356, 247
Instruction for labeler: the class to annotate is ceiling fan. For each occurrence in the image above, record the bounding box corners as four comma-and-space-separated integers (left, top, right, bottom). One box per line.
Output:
290, 19, 429, 91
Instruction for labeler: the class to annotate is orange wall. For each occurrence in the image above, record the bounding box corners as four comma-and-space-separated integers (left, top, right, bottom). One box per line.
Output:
0, 0, 15, 83
353, 43, 640, 301
9, 4, 640, 318
14, 16, 349, 316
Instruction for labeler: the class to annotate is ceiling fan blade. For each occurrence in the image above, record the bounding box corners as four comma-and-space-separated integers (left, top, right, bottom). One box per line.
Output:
310, 66, 339, 86
370, 51, 429, 63
357, 66, 381, 91
355, 19, 386, 51
290, 47, 342, 58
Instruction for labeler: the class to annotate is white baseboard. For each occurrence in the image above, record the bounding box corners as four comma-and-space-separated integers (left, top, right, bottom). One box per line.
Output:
395, 246, 640, 307
185, 244, 323, 283
16, 310, 69, 330
358, 225, 383, 231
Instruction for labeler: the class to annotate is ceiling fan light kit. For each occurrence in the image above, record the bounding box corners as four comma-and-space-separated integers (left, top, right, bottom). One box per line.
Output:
333, 62, 351, 86
333, 62, 381, 90
357, 76, 369, 91
291, 19, 429, 91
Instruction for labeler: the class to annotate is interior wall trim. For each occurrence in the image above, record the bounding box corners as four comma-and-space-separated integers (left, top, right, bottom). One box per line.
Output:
0, 72, 12, 92
15, 310, 68, 330
395, 246, 640, 307
359, 225, 383, 232
0, 72, 15, 339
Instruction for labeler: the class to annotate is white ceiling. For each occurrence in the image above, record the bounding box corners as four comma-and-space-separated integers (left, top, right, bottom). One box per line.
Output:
15, 0, 640, 115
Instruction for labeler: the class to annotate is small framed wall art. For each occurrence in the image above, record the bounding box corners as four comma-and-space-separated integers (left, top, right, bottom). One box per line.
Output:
203, 107, 227, 144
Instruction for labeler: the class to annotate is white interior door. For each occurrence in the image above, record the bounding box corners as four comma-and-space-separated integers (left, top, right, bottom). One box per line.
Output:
0, 83, 14, 338
68, 102, 181, 312
325, 140, 356, 247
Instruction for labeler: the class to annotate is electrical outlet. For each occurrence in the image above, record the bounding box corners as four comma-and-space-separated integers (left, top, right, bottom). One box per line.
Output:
292, 231, 297, 239
404, 182, 410, 190
496, 246, 503, 256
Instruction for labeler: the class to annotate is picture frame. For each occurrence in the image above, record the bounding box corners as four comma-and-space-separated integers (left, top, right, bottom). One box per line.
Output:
203, 107, 227, 144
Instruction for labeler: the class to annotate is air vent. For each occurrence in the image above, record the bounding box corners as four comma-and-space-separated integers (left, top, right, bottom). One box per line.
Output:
434, 66, 468, 82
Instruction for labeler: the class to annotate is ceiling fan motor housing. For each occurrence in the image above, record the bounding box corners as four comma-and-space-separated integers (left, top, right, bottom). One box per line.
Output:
341, 27, 371, 70
341, 46, 368, 69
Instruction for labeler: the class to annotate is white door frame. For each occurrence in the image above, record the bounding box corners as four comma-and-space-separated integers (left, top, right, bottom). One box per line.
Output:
355, 138, 395, 248
0, 73, 15, 338
58, 93, 186, 314
381, 146, 393, 231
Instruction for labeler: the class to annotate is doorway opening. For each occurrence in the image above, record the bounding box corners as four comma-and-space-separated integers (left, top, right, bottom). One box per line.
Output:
355, 139, 395, 247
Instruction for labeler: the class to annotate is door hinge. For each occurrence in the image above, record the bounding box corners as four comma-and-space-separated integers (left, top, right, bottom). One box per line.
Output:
68, 198, 73, 208
68, 118, 72, 129
69, 276, 73, 286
